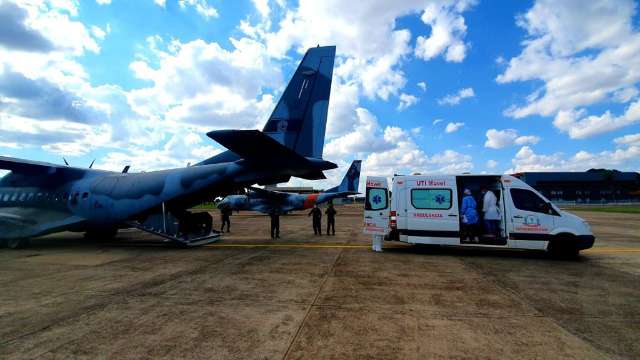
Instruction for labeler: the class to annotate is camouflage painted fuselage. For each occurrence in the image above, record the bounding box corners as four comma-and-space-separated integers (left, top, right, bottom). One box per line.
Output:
0, 160, 282, 239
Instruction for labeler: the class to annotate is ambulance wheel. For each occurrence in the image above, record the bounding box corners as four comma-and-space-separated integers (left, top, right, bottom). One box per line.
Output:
548, 235, 579, 259
6, 238, 30, 249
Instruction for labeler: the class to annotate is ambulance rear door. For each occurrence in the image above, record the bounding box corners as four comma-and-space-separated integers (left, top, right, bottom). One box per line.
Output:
363, 176, 390, 235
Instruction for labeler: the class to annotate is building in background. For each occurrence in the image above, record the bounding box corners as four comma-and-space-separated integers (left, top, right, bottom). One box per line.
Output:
513, 169, 640, 204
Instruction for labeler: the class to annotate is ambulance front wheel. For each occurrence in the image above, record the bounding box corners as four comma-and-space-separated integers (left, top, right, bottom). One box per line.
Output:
548, 234, 580, 258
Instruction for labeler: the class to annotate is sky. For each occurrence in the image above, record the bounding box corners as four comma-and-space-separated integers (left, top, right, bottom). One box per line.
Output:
0, 0, 639, 189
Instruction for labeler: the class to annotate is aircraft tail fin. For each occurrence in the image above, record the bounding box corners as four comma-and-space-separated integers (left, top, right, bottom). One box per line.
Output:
262, 46, 336, 159
325, 160, 362, 194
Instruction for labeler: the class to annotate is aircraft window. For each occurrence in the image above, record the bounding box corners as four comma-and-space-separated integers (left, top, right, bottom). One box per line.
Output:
10, 193, 17, 202
82, 192, 89, 199
27, 193, 34, 202
2, 193, 9, 201
37, 193, 44, 201
18, 193, 26, 202
54, 193, 61, 202
63, 193, 69, 201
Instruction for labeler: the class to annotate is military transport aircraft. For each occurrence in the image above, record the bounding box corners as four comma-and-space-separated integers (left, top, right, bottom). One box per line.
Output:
0, 46, 337, 248
218, 160, 361, 214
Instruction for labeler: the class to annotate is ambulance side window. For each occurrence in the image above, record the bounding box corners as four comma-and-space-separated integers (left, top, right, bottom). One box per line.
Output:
366, 188, 388, 211
411, 189, 452, 210
510, 188, 558, 215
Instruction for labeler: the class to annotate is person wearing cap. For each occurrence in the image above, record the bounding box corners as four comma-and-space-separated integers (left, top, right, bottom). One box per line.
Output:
460, 188, 479, 243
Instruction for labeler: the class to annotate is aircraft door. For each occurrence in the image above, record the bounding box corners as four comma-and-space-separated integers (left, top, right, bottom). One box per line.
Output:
363, 177, 389, 235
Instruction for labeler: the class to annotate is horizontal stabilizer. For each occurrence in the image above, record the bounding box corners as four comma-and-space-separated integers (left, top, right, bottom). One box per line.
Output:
207, 130, 337, 174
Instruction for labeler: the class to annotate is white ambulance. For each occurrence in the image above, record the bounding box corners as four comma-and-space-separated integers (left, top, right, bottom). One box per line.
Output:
364, 174, 595, 255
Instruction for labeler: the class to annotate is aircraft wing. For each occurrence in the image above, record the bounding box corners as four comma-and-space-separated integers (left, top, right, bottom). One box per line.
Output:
249, 186, 292, 201
0, 208, 85, 239
0, 156, 93, 179
207, 130, 337, 174
316, 191, 359, 205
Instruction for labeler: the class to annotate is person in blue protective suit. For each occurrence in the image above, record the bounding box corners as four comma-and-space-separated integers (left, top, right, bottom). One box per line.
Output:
460, 189, 480, 243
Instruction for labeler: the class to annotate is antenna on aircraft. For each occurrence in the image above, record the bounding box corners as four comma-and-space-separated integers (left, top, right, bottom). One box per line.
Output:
63, 157, 69, 166
122, 165, 130, 173
89, 159, 95, 169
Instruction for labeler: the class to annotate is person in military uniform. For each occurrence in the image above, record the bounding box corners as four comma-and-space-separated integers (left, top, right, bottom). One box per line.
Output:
220, 207, 232, 233
269, 208, 280, 239
325, 203, 337, 236
308, 204, 322, 235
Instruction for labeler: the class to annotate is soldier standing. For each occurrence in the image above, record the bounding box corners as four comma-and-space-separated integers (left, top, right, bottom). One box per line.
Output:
325, 203, 337, 235
308, 205, 322, 235
269, 208, 280, 239
220, 207, 231, 233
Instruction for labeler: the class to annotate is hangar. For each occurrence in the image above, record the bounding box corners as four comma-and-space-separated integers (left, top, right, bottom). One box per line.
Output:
513, 169, 640, 204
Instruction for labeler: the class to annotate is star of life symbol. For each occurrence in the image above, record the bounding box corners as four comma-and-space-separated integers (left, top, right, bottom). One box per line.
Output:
434, 194, 446, 204
372, 194, 382, 205
277, 120, 288, 132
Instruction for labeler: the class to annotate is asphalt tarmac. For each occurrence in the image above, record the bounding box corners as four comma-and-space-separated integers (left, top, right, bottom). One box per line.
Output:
0, 206, 638, 359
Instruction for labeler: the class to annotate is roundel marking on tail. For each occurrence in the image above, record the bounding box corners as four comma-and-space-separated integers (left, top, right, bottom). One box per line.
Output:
303, 193, 320, 209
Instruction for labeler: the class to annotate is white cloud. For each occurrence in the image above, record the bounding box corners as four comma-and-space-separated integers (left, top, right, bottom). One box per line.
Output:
498, 0, 640, 138
414, 0, 476, 62
154, 0, 166, 7
432, 118, 444, 125
486, 159, 497, 169
553, 100, 640, 139
484, 129, 540, 149
397, 92, 419, 111
179, 0, 219, 19
242, 0, 476, 141
324, 108, 473, 186
127, 37, 282, 130
324, 108, 394, 158
98, 131, 222, 172
509, 144, 640, 173
438, 87, 474, 105
445, 121, 464, 133
417, 81, 427, 91
252, 0, 270, 18
612, 87, 639, 103
91, 25, 107, 40
96, 0, 111, 5
614, 133, 640, 147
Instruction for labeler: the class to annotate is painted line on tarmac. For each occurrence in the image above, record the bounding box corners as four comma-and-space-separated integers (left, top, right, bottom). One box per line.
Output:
205, 243, 640, 253
204, 243, 370, 249
584, 248, 640, 253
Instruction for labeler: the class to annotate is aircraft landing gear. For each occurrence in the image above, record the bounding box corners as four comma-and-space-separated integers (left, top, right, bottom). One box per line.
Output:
178, 212, 213, 239
6, 238, 30, 249
84, 228, 119, 242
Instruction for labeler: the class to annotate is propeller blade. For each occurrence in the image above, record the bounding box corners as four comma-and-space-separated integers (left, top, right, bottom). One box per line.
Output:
63, 157, 69, 166
89, 159, 95, 169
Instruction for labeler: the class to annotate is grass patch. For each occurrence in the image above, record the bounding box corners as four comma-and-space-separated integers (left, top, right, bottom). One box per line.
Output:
192, 202, 217, 210
561, 205, 640, 214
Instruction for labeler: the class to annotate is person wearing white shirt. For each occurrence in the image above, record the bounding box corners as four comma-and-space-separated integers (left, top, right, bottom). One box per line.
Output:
481, 187, 501, 238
